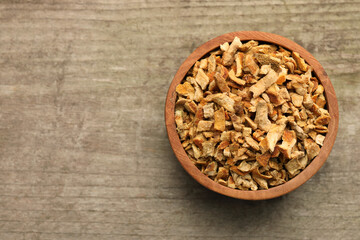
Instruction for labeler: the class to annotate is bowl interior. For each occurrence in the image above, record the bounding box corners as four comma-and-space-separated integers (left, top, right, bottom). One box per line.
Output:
165, 31, 339, 200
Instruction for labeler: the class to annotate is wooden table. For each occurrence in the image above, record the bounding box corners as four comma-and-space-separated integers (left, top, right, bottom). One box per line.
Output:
0, 1, 359, 239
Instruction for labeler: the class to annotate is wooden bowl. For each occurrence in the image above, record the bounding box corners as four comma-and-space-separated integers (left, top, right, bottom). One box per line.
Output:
165, 31, 339, 200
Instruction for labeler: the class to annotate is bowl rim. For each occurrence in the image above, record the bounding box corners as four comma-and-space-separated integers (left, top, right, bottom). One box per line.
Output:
165, 31, 339, 200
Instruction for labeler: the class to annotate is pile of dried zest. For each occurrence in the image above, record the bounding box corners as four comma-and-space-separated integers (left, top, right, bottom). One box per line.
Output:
175, 37, 330, 190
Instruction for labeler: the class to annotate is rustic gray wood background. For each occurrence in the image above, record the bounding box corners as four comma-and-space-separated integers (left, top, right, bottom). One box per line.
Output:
0, 0, 359, 239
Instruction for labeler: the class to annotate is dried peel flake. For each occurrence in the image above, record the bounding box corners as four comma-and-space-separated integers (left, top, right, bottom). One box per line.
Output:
175, 37, 330, 191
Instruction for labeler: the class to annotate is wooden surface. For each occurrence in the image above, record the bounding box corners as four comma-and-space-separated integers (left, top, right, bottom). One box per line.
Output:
165, 31, 339, 200
0, 0, 359, 239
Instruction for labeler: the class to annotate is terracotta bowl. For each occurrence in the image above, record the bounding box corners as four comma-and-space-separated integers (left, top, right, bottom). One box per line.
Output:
165, 31, 339, 200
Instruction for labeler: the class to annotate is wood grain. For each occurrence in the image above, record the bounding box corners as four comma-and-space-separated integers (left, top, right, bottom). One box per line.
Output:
0, 0, 359, 239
